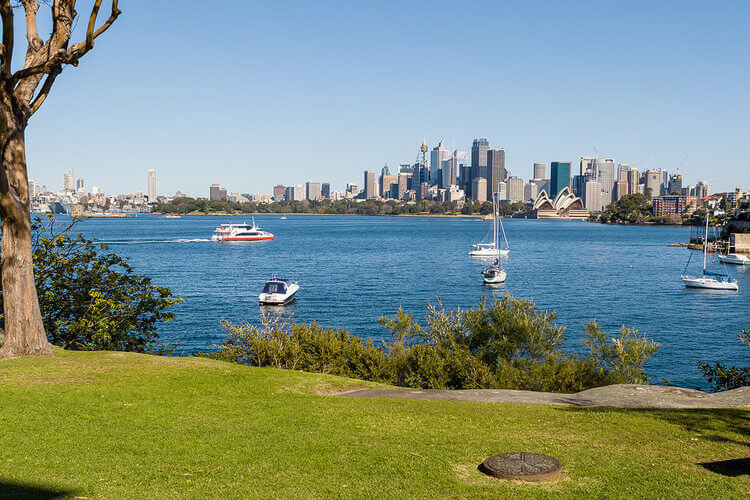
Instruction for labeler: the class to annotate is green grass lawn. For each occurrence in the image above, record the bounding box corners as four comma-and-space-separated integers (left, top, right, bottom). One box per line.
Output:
0, 350, 747, 498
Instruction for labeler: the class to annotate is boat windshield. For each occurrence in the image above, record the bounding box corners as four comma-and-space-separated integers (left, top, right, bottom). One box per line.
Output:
262, 281, 287, 294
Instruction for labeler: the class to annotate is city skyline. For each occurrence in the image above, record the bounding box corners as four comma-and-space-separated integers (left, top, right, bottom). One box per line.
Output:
21, 1, 750, 195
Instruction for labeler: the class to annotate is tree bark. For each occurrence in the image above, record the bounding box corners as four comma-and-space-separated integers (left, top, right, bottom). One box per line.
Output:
0, 122, 51, 358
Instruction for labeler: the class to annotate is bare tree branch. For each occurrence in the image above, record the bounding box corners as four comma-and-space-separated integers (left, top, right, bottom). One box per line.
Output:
67, 0, 120, 59
29, 65, 61, 114
0, 0, 14, 77
21, 0, 44, 69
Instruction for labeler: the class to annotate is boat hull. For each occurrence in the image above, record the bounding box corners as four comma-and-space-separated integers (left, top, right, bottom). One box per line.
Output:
469, 248, 510, 257
482, 269, 507, 284
259, 284, 299, 305
717, 254, 750, 265
681, 276, 738, 290
211, 236, 274, 242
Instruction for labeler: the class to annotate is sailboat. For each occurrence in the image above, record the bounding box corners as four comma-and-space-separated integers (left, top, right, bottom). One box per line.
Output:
280, 213, 287, 220
469, 187, 510, 257
681, 213, 738, 290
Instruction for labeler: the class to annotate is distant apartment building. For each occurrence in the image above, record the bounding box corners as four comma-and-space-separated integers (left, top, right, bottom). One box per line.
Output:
306, 181, 322, 201
147, 169, 157, 202
321, 183, 331, 199
285, 184, 305, 201
471, 177, 487, 202
524, 181, 539, 203
496, 181, 507, 202
695, 180, 710, 199
584, 180, 603, 211
653, 195, 696, 216
627, 167, 640, 195
252, 194, 272, 203
487, 148, 506, 200
643, 170, 662, 198
506, 177, 524, 203
549, 161, 571, 197
533, 162, 546, 180
345, 183, 359, 198
617, 163, 630, 182
364, 171, 377, 199
613, 180, 628, 201
273, 184, 286, 200
594, 158, 616, 206
397, 173, 411, 200
380, 174, 397, 198
63, 170, 75, 191
209, 183, 227, 201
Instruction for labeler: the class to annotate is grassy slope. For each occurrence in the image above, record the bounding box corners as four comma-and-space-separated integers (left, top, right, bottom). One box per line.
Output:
0, 350, 747, 498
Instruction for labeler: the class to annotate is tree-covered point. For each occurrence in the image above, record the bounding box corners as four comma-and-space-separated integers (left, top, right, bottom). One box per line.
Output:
153, 197, 532, 217
0, 215, 183, 353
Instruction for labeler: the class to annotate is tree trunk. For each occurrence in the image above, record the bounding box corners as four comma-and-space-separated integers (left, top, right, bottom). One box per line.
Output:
0, 123, 51, 358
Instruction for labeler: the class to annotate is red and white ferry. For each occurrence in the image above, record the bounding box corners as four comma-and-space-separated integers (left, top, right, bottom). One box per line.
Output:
211, 218, 274, 242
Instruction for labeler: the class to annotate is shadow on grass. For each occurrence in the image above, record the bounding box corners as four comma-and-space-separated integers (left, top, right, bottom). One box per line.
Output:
0, 481, 76, 499
699, 458, 750, 477
555, 407, 750, 448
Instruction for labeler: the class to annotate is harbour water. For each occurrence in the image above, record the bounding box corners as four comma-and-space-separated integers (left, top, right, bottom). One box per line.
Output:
68, 214, 749, 389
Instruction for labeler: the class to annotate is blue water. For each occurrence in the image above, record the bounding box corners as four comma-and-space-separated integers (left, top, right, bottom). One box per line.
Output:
66, 214, 749, 389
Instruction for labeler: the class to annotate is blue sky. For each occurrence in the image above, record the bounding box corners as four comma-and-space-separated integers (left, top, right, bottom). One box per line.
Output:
18, 0, 750, 196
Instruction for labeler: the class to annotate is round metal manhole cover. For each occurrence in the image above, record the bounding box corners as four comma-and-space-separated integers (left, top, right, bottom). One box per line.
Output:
480, 452, 561, 481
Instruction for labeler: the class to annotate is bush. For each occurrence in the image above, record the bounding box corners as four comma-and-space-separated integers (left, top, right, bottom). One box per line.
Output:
212, 294, 660, 392
698, 328, 750, 391
0, 215, 183, 352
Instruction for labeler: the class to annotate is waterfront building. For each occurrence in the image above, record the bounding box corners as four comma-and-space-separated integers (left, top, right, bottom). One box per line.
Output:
533, 162, 546, 180
470, 138, 489, 189
471, 177, 488, 202
209, 184, 227, 201
550, 161, 572, 197
273, 184, 286, 200
147, 169, 157, 202
594, 158, 616, 206
397, 173, 411, 200
321, 183, 331, 199
364, 171, 377, 199
63, 170, 75, 191
667, 173, 683, 194
430, 141, 450, 185
506, 176, 524, 203
643, 170, 662, 199
532, 188, 588, 220
627, 168, 640, 195
653, 195, 696, 216
306, 182, 322, 201
584, 180, 603, 211
614, 180, 628, 201
524, 181, 539, 203
695, 180, 710, 199
487, 148, 506, 201
380, 174, 397, 198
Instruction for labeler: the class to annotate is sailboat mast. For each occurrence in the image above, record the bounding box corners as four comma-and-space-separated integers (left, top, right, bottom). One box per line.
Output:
703, 213, 708, 274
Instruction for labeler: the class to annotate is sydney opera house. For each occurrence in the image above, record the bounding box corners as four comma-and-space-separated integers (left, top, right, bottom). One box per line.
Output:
532, 187, 589, 220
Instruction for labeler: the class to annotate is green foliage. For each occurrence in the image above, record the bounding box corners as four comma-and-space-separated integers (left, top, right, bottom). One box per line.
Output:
582, 322, 661, 384
698, 328, 750, 392
0, 215, 183, 352
213, 294, 659, 392
597, 194, 653, 224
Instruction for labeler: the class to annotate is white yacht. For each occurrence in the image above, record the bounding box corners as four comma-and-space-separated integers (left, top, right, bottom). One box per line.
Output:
211, 218, 274, 242
681, 214, 738, 291
482, 259, 507, 284
258, 278, 299, 305
469, 187, 510, 257
717, 253, 750, 265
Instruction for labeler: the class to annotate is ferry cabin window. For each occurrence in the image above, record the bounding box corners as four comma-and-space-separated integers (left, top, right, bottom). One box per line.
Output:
262, 283, 285, 293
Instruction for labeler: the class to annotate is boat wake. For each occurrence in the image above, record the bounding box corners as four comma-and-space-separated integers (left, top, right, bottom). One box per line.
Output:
101, 238, 211, 244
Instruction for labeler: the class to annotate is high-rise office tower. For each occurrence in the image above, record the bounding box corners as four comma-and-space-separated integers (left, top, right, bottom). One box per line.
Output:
440, 153, 457, 189
321, 183, 331, 199
579, 157, 594, 177
285, 184, 304, 201
594, 158, 616, 205
273, 184, 286, 200
397, 173, 411, 200
506, 177, 524, 203
380, 174, 397, 198
626, 168, 640, 195
524, 182, 539, 203
210, 184, 227, 201
364, 171, 377, 199
306, 181, 322, 201
533, 163, 546, 180
496, 181, 507, 201
62, 170, 75, 191
643, 170, 662, 199
617, 163, 630, 182
572, 175, 587, 198
147, 169, 157, 201
660, 169, 669, 194
487, 148, 506, 201
470, 138, 489, 184
584, 180, 603, 211
471, 177, 487, 202
76, 178, 85, 190
667, 174, 682, 194
614, 180, 628, 201
430, 141, 450, 185
381, 164, 390, 176
549, 161, 572, 197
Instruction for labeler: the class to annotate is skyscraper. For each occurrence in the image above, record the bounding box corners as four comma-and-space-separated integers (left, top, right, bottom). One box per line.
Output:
470, 138, 489, 184
306, 181, 322, 201
643, 170, 662, 199
430, 141, 450, 185
321, 183, 331, 199
364, 171, 377, 199
147, 169, 157, 202
579, 157, 594, 177
471, 177, 487, 202
440, 152, 458, 189
533, 163, 546, 180
695, 180, 710, 198
614, 180, 628, 201
506, 177, 524, 203
62, 170, 74, 191
397, 173, 411, 200
617, 163, 630, 182
273, 184, 286, 200
549, 161, 571, 197
524, 182, 539, 203
76, 178, 85, 190
667, 174, 682, 194
210, 184, 227, 201
380, 174, 397, 198
594, 158, 616, 205
487, 148, 506, 201
584, 180, 603, 211
626, 168, 640, 195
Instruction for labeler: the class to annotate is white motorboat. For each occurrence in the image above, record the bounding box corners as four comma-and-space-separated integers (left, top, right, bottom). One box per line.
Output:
211, 218, 274, 242
482, 260, 507, 284
717, 253, 750, 265
469, 186, 510, 258
164, 214, 181, 219
258, 278, 299, 305
681, 214, 738, 291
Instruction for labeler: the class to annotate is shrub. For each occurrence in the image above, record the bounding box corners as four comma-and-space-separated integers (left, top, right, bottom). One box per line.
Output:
698, 328, 750, 392
582, 322, 661, 384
